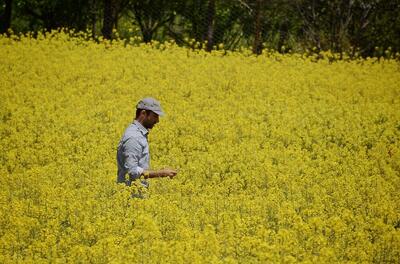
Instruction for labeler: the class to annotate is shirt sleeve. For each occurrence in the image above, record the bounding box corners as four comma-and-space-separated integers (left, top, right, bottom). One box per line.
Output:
123, 137, 144, 180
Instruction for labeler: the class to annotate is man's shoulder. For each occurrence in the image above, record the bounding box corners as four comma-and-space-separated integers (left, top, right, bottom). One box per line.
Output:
123, 122, 142, 133
122, 124, 146, 143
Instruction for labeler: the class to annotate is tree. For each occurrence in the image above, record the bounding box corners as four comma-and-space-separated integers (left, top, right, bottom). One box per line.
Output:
173, 0, 245, 50
16, 0, 91, 32
128, 0, 179, 43
89, 0, 98, 37
2, 0, 399, 57
205, 0, 215, 51
293, 0, 400, 57
102, 0, 115, 39
349, 0, 400, 57
252, 0, 263, 54
101, 0, 131, 39
0, 0, 12, 34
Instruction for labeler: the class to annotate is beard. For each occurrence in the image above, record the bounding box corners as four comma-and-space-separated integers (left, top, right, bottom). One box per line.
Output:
144, 121, 155, 130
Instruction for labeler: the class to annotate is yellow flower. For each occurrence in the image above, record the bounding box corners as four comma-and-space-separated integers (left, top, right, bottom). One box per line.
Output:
0, 31, 399, 263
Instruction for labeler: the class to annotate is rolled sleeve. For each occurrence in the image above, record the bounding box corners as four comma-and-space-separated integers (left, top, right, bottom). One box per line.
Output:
124, 137, 144, 180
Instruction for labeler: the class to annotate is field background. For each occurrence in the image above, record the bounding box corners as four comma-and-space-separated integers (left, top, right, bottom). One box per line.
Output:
1, 34, 400, 263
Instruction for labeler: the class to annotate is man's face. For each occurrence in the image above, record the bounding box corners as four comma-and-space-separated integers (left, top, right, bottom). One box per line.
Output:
142, 110, 159, 129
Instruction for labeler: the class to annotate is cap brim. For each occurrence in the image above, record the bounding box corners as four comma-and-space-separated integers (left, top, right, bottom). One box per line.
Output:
152, 110, 165, 116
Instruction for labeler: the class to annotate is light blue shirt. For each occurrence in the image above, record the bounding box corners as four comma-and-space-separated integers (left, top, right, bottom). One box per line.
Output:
116, 120, 150, 187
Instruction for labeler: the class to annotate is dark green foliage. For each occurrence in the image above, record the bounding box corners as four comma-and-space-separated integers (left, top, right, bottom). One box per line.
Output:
3, 0, 400, 57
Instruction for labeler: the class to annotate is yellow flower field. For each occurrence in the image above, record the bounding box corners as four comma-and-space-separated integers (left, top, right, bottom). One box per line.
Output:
0, 32, 399, 263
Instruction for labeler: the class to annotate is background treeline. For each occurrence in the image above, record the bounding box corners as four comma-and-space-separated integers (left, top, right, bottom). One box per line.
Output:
1, 0, 399, 56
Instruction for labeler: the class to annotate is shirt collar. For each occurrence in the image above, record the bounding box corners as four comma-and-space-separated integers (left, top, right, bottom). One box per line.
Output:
133, 120, 149, 136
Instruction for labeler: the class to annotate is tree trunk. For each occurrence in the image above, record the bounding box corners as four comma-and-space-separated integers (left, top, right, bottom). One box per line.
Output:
1, 0, 12, 34
205, 0, 215, 51
102, 0, 115, 39
132, 2, 152, 43
113, 0, 120, 30
90, 0, 97, 38
252, 0, 263, 55
192, 0, 201, 42
142, 29, 153, 43
277, 20, 288, 53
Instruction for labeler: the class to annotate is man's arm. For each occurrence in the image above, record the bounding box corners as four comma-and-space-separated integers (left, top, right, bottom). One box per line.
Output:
123, 137, 144, 181
142, 168, 177, 179
124, 137, 178, 180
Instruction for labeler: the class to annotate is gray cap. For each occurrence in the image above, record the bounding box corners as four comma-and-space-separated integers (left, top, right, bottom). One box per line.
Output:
136, 97, 165, 116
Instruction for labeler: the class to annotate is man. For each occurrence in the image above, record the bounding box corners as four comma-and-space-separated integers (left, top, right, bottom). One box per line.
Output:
117, 97, 177, 189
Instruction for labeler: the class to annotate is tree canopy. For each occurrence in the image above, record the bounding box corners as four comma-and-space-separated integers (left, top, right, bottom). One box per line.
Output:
1, 0, 399, 56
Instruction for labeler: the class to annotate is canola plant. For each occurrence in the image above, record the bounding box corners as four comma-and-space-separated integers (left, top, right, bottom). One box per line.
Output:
0, 32, 399, 263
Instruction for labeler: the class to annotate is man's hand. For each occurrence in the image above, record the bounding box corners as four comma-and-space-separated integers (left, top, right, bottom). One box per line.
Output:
159, 168, 178, 178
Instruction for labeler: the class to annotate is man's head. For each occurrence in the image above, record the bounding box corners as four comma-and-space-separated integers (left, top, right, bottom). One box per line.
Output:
135, 97, 164, 130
